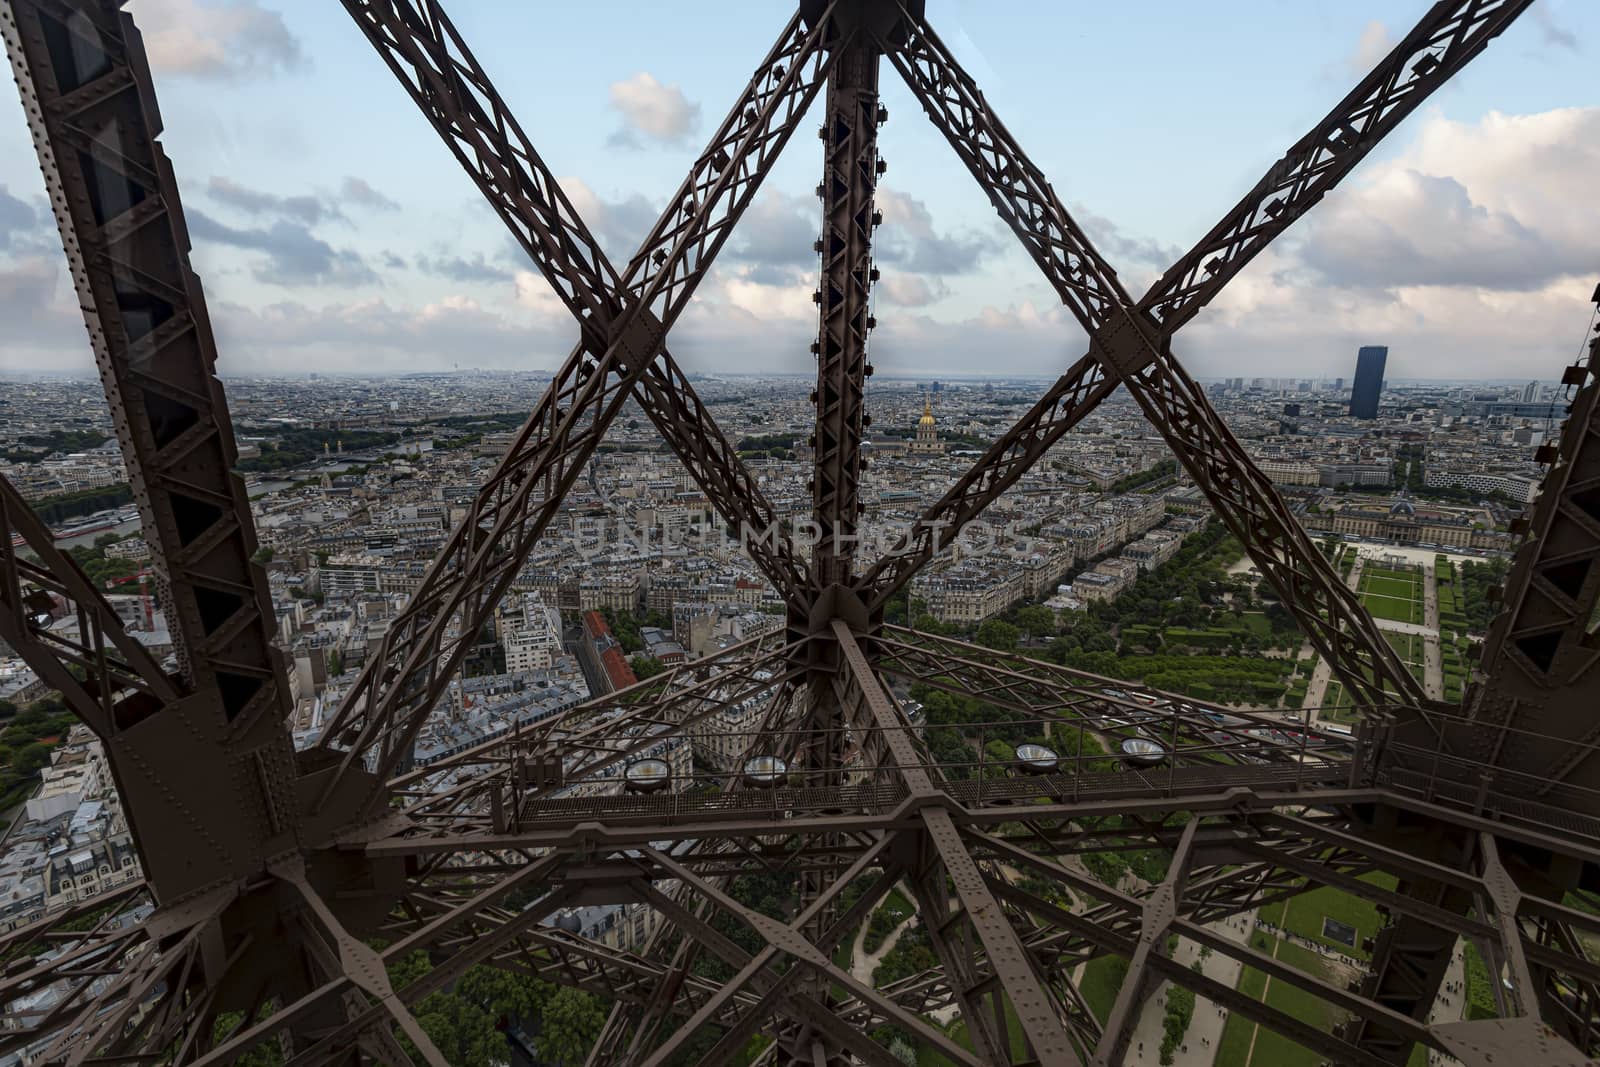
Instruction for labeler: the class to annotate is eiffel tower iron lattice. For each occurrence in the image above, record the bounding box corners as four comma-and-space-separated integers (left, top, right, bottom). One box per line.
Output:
1, 0, 1597, 1064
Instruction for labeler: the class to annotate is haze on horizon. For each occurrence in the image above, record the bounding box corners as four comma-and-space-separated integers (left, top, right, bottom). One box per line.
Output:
1, 0, 1596, 383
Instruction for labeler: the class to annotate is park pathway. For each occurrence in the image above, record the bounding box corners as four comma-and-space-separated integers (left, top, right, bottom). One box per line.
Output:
850, 908, 912, 988
1119, 912, 1255, 1066
1425, 946, 1468, 1066
1304, 555, 1366, 715
1422, 557, 1444, 699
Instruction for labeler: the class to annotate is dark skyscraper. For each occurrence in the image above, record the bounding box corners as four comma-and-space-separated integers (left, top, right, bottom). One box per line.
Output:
1349, 345, 1387, 419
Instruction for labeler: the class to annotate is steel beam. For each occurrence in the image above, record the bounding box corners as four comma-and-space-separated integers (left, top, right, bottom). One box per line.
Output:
1470, 339, 1600, 788
312, 8, 841, 811
887, 11, 1428, 710
340, 0, 809, 604
858, 0, 1535, 620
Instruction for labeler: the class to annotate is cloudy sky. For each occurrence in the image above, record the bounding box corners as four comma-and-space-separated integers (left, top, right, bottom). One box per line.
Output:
1, 0, 1596, 382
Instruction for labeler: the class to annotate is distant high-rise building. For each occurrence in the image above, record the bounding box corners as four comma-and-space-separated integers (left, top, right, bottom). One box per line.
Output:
930, 380, 942, 395
1521, 380, 1540, 403
1349, 346, 1387, 419
1334, 377, 1345, 392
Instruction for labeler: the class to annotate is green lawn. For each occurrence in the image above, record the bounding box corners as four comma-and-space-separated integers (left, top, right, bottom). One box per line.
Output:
1081, 954, 1130, 1024
1318, 680, 1360, 724
1366, 564, 1423, 583
1360, 592, 1422, 624
916, 996, 1028, 1065
1215, 937, 1341, 1067
1257, 873, 1395, 960
1358, 567, 1425, 625
1382, 631, 1427, 684
1383, 631, 1419, 661
1362, 575, 1419, 600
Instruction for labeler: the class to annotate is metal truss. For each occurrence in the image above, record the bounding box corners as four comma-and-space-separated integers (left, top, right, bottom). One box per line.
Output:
310, 4, 840, 814
3, 0, 1596, 1064
855, 0, 1535, 621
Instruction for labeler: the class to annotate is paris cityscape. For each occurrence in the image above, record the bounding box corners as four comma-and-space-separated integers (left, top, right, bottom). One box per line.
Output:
0, 360, 1569, 1062
0, 0, 1597, 1065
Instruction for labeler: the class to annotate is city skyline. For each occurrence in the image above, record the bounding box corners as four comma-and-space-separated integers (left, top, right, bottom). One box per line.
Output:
2, 3, 1597, 1061
0, 0, 1596, 380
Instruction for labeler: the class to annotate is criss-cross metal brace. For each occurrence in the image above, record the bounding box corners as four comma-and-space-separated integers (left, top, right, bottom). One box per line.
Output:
855, 0, 1536, 624
380, 630, 802, 833
3, 0, 1596, 1063
875, 4, 1493, 710
310, 7, 844, 815
0, 474, 183, 739
339, 0, 810, 606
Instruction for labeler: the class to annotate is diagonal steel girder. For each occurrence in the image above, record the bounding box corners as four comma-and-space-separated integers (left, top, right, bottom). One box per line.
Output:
0, 472, 184, 740
340, 0, 809, 604
830, 618, 1084, 1063
2, 0, 311, 905
380, 630, 802, 830
881, 9, 1424, 711
856, 0, 1530, 606
1469, 359, 1600, 786
859, 0, 1531, 710
310, 7, 845, 813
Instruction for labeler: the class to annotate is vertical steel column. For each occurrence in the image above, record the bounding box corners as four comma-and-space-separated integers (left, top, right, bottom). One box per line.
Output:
788, 33, 884, 1060
3, 2, 284, 723
1465, 313, 1600, 791
3, 0, 299, 902
808, 34, 882, 593
1341, 821, 1477, 1065
796, 8, 884, 792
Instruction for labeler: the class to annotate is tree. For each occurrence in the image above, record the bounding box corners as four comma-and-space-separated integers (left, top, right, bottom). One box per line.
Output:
535, 988, 605, 1064
250, 546, 274, 564
1014, 604, 1056, 640
326, 648, 343, 676
881, 590, 910, 626
975, 618, 1019, 651
210, 1013, 284, 1066
630, 654, 666, 680
408, 992, 504, 1067
14, 742, 52, 777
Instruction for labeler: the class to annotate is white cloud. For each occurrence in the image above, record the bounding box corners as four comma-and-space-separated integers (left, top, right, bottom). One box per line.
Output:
607, 72, 699, 144
128, 0, 304, 80
878, 274, 940, 308
1297, 107, 1600, 291
875, 188, 993, 275
207, 286, 575, 375
554, 175, 659, 261
1184, 256, 1591, 380
0, 257, 87, 372
1349, 20, 1393, 75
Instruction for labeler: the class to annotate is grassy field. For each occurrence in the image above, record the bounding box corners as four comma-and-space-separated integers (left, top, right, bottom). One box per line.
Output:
1383, 630, 1427, 685
1318, 680, 1359, 724
1257, 873, 1394, 960
1215, 936, 1342, 1067
916, 996, 1028, 1065
1081, 955, 1130, 1024
1358, 566, 1425, 625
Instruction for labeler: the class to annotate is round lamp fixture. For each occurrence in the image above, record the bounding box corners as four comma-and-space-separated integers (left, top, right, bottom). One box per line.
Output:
623, 757, 671, 794
742, 754, 788, 788
1121, 738, 1167, 767
1014, 743, 1059, 774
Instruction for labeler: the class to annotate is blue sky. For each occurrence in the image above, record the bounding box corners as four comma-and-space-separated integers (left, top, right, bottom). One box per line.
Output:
2, 0, 1597, 381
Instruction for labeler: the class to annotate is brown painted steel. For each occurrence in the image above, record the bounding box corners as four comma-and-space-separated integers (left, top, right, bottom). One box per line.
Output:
4, 0, 1598, 1064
